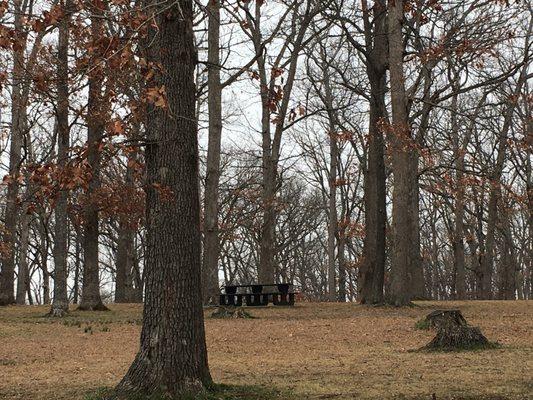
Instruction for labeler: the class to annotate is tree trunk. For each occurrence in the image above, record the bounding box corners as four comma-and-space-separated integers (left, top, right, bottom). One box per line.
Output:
73, 229, 81, 303
358, 0, 387, 303
115, 215, 135, 303
481, 187, 498, 300
387, 0, 423, 305
323, 64, 339, 302
0, 0, 25, 306
38, 221, 50, 305
257, 138, 278, 284
115, 152, 137, 303
327, 130, 339, 302
480, 53, 528, 300
16, 212, 31, 305
498, 204, 517, 300
526, 122, 532, 299
78, 11, 107, 311
450, 88, 467, 300
202, 0, 223, 304
132, 246, 144, 302
50, 0, 70, 316
254, 13, 276, 284
337, 194, 347, 302
259, 119, 276, 283
257, 3, 313, 284
115, 0, 211, 395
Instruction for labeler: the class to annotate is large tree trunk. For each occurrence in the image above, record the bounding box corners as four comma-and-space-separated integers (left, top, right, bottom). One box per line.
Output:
202, 0, 223, 304
359, 72, 387, 304
50, 0, 70, 316
78, 11, 107, 311
0, 0, 25, 306
358, 0, 387, 304
387, 0, 423, 305
115, 0, 211, 395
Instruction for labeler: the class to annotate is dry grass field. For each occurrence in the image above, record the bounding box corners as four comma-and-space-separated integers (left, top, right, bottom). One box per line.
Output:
0, 301, 531, 400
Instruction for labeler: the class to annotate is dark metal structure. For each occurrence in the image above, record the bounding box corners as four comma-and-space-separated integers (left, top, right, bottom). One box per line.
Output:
219, 283, 296, 306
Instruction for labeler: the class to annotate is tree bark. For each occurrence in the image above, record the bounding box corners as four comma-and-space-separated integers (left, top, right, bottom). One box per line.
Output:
480, 31, 529, 299
450, 85, 466, 300
73, 228, 81, 303
202, 0, 223, 304
38, 220, 50, 305
498, 203, 517, 300
0, 0, 25, 306
16, 211, 31, 305
115, 221, 135, 303
337, 180, 348, 302
321, 50, 339, 302
115, 152, 137, 303
327, 129, 339, 302
115, 0, 211, 395
78, 10, 107, 311
387, 0, 423, 305
50, 0, 71, 316
358, 0, 387, 304
338, 224, 347, 302
256, 2, 315, 284
481, 73, 527, 300
526, 117, 533, 299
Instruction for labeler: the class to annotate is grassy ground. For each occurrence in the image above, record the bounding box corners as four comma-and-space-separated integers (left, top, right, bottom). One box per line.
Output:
0, 301, 531, 400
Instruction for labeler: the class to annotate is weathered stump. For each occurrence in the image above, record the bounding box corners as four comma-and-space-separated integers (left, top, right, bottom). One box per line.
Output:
210, 306, 254, 319
425, 309, 467, 329
421, 309, 495, 351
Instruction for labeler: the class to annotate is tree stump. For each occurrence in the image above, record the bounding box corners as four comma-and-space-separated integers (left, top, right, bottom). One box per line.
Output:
210, 306, 254, 319
425, 309, 467, 329
421, 309, 495, 351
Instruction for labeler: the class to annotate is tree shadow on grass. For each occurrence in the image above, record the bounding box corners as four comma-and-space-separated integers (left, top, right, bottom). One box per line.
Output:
85, 383, 293, 400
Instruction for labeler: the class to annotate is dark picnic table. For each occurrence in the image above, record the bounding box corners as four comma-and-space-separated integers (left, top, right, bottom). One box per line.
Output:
219, 283, 296, 307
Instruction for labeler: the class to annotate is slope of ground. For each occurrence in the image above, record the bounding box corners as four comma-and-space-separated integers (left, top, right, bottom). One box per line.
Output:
0, 301, 531, 399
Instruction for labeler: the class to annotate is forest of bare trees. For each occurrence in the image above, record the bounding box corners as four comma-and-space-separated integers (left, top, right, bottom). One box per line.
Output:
0, 0, 530, 311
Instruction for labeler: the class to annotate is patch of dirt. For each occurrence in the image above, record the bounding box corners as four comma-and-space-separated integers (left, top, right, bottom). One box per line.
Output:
0, 301, 531, 399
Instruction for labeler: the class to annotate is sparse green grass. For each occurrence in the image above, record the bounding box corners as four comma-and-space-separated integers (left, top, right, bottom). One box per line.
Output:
414, 317, 431, 330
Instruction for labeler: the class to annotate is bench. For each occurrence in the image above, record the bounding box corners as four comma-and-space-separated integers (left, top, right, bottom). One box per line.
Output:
219, 283, 296, 307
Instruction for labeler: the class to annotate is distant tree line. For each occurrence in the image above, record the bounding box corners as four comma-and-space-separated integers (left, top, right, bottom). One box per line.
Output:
0, 0, 530, 312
